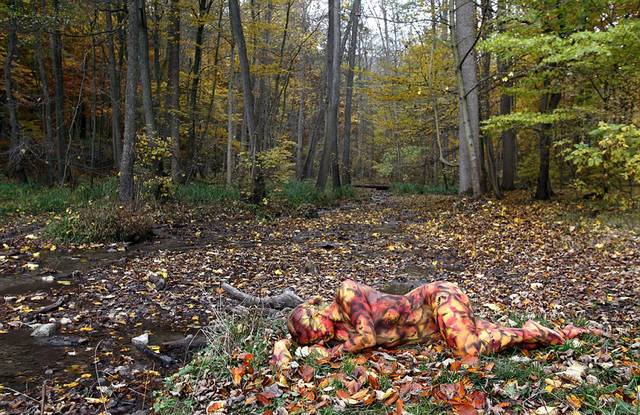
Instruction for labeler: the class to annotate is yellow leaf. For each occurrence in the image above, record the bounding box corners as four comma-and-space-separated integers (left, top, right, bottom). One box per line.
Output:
274, 269, 282, 275
79, 326, 94, 332
81, 373, 92, 378
64, 381, 79, 388
85, 396, 109, 404
57, 280, 71, 285
483, 303, 501, 312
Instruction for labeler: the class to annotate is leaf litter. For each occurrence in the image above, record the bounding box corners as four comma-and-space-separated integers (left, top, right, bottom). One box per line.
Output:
0, 190, 638, 414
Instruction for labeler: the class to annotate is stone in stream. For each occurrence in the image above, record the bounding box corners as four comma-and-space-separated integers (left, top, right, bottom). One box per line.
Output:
131, 333, 149, 347
30, 323, 57, 337
44, 336, 89, 347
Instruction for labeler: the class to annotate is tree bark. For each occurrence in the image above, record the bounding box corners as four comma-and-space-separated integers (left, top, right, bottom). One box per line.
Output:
4, 0, 27, 183
497, 0, 516, 190
118, 0, 141, 205
106, 6, 123, 169
167, 0, 182, 183
33, 3, 55, 184
226, 42, 236, 186
296, 61, 305, 179
316, 0, 341, 190
229, 0, 264, 203
341, 0, 361, 186
51, 0, 67, 183
187, 0, 212, 181
138, 0, 160, 172
451, 0, 482, 199
535, 87, 561, 200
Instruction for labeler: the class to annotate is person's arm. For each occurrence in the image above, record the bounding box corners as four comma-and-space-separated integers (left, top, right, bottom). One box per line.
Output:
331, 280, 377, 356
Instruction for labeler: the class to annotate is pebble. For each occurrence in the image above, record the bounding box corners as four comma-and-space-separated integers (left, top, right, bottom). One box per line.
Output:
31, 323, 57, 337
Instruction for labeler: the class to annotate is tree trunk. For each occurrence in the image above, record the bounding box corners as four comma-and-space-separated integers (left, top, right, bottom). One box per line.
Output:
535, 87, 561, 200
4, 0, 27, 183
34, 4, 55, 184
51, 0, 67, 182
187, 0, 211, 181
451, 0, 482, 199
341, 0, 361, 186
226, 42, 236, 186
138, 0, 160, 172
296, 61, 305, 179
118, 0, 140, 205
167, 0, 181, 183
316, 0, 340, 190
229, 0, 264, 203
105, 7, 123, 169
497, 0, 516, 190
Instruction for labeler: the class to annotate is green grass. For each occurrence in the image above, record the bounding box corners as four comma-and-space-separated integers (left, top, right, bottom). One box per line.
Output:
390, 183, 458, 196
175, 181, 240, 205
0, 179, 118, 219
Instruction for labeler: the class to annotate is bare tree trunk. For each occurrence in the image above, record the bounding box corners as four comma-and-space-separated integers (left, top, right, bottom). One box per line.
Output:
226, 42, 236, 186
4, 0, 27, 183
497, 0, 516, 190
34, 11, 55, 184
105, 7, 123, 169
187, 0, 212, 181
317, 0, 341, 190
138, 0, 159, 172
118, 0, 140, 205
167, 0, 181, 183
229, 0, 264, 203
51, 0, 67, 182
451, 0, 482, 199
341, 0, 361, 186
535, 85, 561, 200
296, 61, 305, 179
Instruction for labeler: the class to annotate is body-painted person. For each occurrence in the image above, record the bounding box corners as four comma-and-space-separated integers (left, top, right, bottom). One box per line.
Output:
271, 280, 600, 368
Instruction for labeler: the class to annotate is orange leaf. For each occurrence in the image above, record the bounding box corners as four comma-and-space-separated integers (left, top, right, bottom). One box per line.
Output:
455, 403, 477, 415
460, 355, 479, 367
256, 394, 271, 407
206, 401, 225, 413
336, 389, 350, 400
368, 374, 380, 390
231, 366, 245, 387
300, 364, 315, 382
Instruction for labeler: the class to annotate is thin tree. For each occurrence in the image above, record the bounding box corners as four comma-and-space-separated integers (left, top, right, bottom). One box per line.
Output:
341, 0, 362, 186
450, 0, 482, 199
167, 0, 182, 183
106, 5, 124, 168
51, 0, 68, 182
4, 0, 27, 183
316, 0, 341, 190
229, 0, 265, 203
119, 0, 141, 205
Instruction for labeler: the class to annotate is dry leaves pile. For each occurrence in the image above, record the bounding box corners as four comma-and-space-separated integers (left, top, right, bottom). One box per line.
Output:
1, 190, 639, 414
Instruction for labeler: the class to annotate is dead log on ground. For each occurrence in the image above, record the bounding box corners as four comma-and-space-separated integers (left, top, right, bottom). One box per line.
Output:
221, 283, 304, 309
22, 295, 68, 322
132, 341, 173, 367
160, 335, 207, 354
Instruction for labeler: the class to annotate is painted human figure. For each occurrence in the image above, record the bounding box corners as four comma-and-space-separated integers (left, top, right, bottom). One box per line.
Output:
272, 280, 599, 367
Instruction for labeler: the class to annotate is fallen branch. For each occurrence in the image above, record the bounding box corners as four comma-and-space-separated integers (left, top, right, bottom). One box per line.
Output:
23, 295, 68, 322
132, 341, 173, 367
221, 283, 303, 309
160, 335, 207, 354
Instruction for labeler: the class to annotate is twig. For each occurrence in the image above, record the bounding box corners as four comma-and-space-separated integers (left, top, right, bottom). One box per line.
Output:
1, 386, 40, 404
40, 380, 46, 415
94, 339, 108, 414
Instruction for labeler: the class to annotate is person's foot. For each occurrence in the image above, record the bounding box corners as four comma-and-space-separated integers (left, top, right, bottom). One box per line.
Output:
561, 324, 602, 339
523, 320, 565, 345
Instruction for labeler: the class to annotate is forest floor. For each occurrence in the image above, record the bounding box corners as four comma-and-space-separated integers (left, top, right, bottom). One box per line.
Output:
0, 190, 639, 414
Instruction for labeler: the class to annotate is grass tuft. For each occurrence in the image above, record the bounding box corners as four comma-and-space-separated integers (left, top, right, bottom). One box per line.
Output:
390, 183, 458, 195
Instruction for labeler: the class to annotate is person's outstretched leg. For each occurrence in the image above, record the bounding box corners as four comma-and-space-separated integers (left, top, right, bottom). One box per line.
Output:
426, 282, 599, 356
428, 282, 526, 356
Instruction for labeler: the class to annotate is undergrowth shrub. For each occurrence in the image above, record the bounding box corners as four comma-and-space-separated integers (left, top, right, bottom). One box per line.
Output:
391, 183, 458, 195
45, 203, 154, 244
176, 181, 240, 205
154, 310, 283, 415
